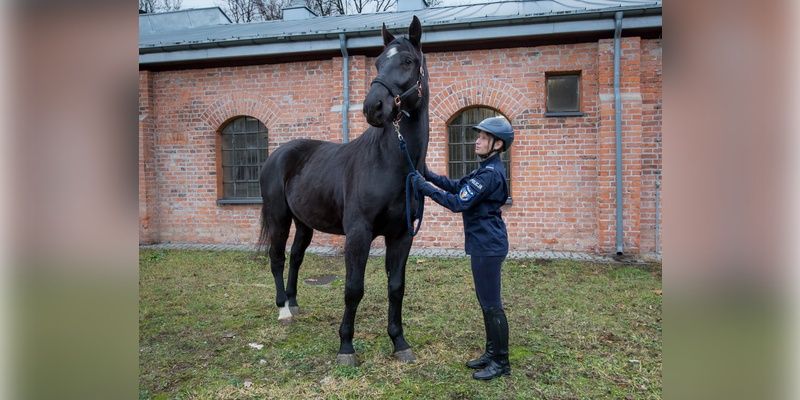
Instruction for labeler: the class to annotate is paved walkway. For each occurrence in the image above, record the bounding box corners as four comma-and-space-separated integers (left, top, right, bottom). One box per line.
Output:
140, 243, 660, 263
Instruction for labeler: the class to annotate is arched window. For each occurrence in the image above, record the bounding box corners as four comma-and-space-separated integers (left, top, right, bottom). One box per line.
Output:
219, 116, 268, 202
448, 107, 511, 195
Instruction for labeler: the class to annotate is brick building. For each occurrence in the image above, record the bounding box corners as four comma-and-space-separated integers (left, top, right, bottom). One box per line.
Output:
139, 0, 662, 256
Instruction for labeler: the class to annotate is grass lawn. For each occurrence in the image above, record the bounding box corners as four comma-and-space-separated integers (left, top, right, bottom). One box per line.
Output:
139, 250, 661, 399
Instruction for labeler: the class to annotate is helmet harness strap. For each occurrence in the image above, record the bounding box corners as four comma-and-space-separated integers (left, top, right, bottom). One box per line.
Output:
479, 135, 503, 160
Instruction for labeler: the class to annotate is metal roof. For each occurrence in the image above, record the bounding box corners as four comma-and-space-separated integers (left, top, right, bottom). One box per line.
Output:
140, 0, 661, 51
139, 7, 232, 36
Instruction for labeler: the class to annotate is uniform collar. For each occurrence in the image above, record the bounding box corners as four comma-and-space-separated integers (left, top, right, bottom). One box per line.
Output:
480, 153, 502, 168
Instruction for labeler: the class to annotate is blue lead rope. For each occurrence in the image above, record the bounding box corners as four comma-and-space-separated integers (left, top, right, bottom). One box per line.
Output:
397, 133, 425, 237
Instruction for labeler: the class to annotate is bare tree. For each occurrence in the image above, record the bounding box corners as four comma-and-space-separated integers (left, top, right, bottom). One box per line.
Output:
305, 0, 338, 17
139, 0, 182, 13
210, 0, 442, 22
374, 0, 440, 12
223, 0, 263, 22
348, 0, 366, 14
332, 0, 347, 14
372, 0, 395, 12
139, 0, 156, 13
256, 0, 290, 20
162, 0, 182, 11
219, 0, 298, 22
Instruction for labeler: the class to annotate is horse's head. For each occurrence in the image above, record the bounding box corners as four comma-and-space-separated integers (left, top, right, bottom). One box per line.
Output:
364, 16, 426, 128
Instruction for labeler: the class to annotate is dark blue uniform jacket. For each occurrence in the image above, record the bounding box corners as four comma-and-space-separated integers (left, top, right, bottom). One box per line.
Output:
419, 154, 509, 256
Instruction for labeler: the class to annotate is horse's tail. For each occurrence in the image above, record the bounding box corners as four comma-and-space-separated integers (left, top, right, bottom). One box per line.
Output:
257, 201, 270, 254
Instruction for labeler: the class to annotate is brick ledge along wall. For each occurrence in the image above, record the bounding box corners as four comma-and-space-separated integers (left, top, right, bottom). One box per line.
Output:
139, 37, 662, 256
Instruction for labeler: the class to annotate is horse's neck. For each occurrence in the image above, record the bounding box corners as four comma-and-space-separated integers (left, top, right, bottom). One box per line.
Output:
398, 104, 429, 169
378, 72, 429, 171
403, 73, 430, 169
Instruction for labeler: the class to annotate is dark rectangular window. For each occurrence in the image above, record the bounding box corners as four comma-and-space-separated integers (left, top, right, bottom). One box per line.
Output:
219, 116, 268, 203
546, 73, 581, 115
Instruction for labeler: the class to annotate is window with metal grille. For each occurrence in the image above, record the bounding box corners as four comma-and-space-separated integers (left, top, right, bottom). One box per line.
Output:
545, 73, 583, 116
447, 107, 511, 201
219, 116, 268, 203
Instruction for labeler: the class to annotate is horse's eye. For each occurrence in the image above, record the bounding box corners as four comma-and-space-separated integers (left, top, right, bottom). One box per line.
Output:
403, 58, 413, 66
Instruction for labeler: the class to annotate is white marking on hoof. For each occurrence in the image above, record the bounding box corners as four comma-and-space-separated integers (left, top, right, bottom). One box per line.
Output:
278, 303, 293, 322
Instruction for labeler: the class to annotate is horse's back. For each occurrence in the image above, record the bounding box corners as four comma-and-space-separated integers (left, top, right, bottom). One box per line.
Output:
260, 139, 336, 187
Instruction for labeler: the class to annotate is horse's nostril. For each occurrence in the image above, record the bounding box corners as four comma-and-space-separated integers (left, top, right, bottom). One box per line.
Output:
370, 100, 383, 116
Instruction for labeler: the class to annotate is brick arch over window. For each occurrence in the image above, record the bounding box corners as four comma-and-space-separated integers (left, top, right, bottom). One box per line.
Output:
430, 78, 526, 123
201, 94, 280, 132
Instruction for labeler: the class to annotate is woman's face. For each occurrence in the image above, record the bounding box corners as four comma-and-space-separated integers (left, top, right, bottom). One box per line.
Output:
475, 131, 502, 157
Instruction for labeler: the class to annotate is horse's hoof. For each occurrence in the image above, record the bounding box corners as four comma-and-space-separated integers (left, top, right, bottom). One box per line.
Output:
393, 348, 416, 363
289, 306, 300, 316
336, 353, 358, 367
278, 304, 293, 323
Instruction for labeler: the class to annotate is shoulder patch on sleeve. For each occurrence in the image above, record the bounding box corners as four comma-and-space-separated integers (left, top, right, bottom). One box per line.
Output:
459, 185, 476, 201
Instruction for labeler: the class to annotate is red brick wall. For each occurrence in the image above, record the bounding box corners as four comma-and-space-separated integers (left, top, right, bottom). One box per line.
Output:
139, 70, 158, 243
138, 37, 662, 255
640, 39, 663, 254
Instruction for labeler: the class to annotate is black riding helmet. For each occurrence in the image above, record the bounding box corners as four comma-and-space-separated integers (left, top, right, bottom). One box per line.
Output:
472, 117, 514, 152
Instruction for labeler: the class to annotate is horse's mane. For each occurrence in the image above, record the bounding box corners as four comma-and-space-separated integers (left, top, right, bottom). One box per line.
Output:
345, 125, 384, 151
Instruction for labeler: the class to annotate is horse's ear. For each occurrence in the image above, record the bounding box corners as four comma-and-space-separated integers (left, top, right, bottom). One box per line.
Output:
408, 15, 422, 47
382, 23, 395, 47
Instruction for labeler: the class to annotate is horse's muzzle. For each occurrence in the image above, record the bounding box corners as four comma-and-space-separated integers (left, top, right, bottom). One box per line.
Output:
364, 87, 395, 128
363, 101, 385, 127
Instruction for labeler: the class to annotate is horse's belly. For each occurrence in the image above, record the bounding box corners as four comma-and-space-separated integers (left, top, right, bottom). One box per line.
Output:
285, 187, 345, 235
298, 212, 344, 235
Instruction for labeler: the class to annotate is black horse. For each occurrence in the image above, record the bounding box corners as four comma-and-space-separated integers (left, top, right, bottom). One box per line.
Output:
258, 16, 429, 366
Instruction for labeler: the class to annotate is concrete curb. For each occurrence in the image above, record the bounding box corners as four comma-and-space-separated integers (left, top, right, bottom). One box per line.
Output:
140, 243, 660, 264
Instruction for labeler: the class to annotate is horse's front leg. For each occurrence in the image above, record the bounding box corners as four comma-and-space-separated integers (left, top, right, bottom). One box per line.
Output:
336, 225, 372, 366
385, 234, 416, 362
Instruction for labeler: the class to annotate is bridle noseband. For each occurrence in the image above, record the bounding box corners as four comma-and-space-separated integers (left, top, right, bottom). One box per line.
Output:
370, 71, 424, 111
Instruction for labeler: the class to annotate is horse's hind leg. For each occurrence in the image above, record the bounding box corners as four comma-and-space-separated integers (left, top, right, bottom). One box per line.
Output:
286, 219, 313, 316
268, 212, 293, 323
385, 234, 415, 363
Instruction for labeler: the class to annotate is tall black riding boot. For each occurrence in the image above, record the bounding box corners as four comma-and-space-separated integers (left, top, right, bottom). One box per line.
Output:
466, 308, 494, 369
472, 307, 511, 380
